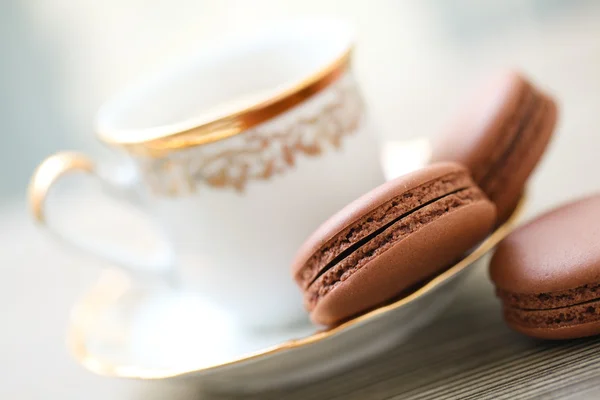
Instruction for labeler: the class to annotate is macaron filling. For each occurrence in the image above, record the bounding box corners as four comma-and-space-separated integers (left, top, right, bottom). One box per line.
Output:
504, 297, 600, 329
296, 171, 474, 289
497, 283, 600, 310
497, 284, 600, 329
305, 185, 486, 309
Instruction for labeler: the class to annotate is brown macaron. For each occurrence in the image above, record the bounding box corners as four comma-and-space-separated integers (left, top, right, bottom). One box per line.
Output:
292, 162, 496, 326
490, 194, 600, 340
430, 70, 558, 224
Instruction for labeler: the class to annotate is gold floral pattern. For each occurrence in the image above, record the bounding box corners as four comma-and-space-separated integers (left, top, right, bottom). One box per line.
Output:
137, 73, 363, 196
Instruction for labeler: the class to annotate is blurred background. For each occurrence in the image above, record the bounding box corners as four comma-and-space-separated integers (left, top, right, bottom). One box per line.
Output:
2, 0, 600, 398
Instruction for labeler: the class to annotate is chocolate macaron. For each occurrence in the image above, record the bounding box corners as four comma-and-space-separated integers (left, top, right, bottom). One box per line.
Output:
490, 194, 600, 340
292, 162, 496, 326
430, 71, 558, 224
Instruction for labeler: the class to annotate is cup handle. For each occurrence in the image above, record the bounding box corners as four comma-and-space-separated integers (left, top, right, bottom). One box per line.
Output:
28, 151, 174, 276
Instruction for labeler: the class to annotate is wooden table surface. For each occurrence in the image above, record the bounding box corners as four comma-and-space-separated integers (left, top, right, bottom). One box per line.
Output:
3, 1, 600, 399
250, 265, 600, 400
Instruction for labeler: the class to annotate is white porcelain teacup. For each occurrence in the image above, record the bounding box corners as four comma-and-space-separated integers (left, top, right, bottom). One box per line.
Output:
28, 19, 385, 330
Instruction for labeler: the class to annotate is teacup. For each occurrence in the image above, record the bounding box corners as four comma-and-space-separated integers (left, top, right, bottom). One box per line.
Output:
28, 19, 385, 329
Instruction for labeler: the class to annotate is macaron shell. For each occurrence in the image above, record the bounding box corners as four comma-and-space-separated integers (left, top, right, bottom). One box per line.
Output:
486, 93, 557, 223
430, 71, 528, 183
430, 71, 558, 224
310, 199, 496, 326
291, 162, 469, 284
490, 194, 600, 294
506, 318, 600, 340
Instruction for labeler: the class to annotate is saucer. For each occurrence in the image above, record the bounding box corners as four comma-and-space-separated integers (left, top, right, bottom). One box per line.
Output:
68, 197, 524, 392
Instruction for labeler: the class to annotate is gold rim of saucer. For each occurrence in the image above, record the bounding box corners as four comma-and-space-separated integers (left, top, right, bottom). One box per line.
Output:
98, 48, 352, 157
67, 195, 527, 380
